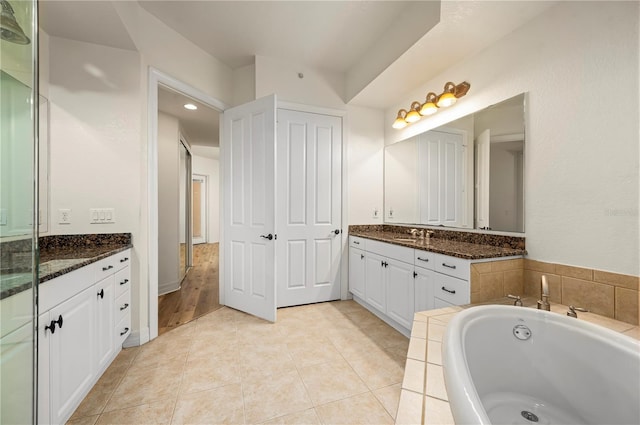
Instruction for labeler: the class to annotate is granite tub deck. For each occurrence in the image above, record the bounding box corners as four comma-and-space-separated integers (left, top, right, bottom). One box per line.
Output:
395, 298, 640, 425
349, 225, 526, 260
0, 233, 132, 300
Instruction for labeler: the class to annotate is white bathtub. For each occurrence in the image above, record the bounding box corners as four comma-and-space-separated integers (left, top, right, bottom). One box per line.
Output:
443, 305, 640, 425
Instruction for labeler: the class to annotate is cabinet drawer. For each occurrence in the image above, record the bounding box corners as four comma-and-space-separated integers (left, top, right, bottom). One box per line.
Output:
432, 273, 470, 305
113, 250, 131, 272
114, 267, 131, 298
95, 257, 118, 281
414, 250, 435, 270
349, 236, 366, 249
366, 239, 414, 264
433, 253, 470, 280
115, 291, 131, 324
115, 315, 131, 347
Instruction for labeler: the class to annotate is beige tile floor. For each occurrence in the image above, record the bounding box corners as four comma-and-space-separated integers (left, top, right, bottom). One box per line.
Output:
67, 300, 408, 425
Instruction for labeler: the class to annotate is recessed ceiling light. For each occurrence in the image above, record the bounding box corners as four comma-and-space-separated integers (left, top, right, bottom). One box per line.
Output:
184, 103, 198, 110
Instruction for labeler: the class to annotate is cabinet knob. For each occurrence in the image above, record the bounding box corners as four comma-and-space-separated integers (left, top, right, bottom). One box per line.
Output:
413, 271, 418, 278
120, 303, 129, 311
97, 289, 104, 299
46, 315, 63, 334
120, 327, 129, 336
360, 254, 364, 260
120, 279, 129, 286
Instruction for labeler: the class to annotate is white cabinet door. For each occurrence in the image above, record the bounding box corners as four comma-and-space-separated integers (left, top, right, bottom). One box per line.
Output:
38, 311, 51, 425
95, 275, 115, 374
49, 287, 95, 425
348, 247, 366, 299
414, 267, 435, 312
385, 258, 415, 329
364, 252, 386, 313
276, 109, 342, 307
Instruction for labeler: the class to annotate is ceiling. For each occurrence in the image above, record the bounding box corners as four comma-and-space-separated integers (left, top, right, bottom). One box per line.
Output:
158, 86, 220, 148
39, 1, 557, 115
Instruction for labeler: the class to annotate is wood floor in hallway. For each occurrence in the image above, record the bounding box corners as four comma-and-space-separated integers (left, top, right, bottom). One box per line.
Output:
158, 243, 221, 335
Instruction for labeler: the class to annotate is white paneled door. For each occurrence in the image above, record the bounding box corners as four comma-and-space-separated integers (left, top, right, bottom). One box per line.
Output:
276, 109, 342, 307
222, 95, 277, 322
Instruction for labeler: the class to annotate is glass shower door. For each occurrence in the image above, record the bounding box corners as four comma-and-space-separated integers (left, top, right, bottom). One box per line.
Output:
0, 0, 38, 423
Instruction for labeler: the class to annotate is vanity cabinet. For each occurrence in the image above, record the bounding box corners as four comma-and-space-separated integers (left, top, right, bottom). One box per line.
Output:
348, 237, 366, 299
48, 286, 95, 425
38, 249, 131, 425
348, 236, 479, 334
431, 253, 470, 307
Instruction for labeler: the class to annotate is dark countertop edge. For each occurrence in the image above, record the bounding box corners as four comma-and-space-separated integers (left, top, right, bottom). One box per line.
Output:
0, 244, 132, 301
349, 232, 526, 260
39, 244, 133, 283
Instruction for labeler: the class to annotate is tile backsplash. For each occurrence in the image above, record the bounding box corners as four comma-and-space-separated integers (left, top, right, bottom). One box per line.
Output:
472, 258, 639, 325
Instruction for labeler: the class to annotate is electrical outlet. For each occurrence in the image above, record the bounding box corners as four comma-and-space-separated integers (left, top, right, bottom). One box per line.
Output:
372, 208, 379, 219
58, 209, 71, 224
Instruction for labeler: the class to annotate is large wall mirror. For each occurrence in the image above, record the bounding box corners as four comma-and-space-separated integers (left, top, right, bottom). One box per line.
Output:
384, 93, 525, 233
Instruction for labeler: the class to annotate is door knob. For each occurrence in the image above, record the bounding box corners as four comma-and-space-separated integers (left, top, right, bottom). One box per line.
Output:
333, 229, 340, 235
260, 234, 273, 240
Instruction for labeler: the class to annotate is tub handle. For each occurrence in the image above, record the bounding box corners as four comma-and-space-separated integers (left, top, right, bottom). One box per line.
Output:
441, 286, 456, 294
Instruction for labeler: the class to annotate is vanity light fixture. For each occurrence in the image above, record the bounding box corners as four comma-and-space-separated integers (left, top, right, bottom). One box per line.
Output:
183, 103, 198, 110
436, 82, 458, 107
392, 109, 409, 129
392, 81, 471, 129
405, 101, 422, 123
419, 92, 439, 116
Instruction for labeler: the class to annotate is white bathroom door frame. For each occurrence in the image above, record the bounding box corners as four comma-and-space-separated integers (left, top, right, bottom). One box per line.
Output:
475, 128, 491, 230
192, 174, 207, 245
147, 68, 228, 343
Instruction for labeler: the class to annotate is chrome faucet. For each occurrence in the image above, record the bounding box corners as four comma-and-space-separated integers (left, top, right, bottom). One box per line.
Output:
567, 306, 588, 318
409, 228, 419, 238
507, 294, 523, 306
537, 275, 551, 311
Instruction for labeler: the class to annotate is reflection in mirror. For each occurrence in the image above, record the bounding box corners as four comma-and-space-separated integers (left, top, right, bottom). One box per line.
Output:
384, 93, 525, 233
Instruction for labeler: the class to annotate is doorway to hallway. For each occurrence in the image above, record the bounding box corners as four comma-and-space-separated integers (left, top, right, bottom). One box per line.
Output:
158, 243, 221, 335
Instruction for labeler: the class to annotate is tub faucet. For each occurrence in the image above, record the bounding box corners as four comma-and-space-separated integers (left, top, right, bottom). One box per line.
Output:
537, 275, 551, 311
567, 306, 588, 318
507, 294, 522, 306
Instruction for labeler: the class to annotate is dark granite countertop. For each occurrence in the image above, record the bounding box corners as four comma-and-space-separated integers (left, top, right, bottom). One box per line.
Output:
1, 234, 132, 300
349, 228, 526, 260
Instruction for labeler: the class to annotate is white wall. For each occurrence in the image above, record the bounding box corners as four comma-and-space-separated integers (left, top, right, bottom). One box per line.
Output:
385, 1, 639, 276
47, 36, 141, 237
192, 152, 220, 243
157, 112, 180, 294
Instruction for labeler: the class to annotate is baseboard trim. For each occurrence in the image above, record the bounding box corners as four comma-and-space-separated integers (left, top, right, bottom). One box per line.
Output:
123, 327, 150, 347
158, 281, 181, 296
